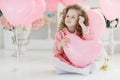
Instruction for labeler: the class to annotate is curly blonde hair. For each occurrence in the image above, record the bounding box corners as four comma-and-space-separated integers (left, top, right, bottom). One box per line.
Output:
59, 4, 89, 37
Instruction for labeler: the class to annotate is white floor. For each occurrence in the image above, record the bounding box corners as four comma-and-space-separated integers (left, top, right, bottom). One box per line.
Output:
0, 49, 120, 80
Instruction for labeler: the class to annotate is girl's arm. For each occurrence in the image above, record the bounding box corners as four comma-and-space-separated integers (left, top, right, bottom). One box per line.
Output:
53, 31, 69, 54
79, 16, 94, 40
53, 31, 64, 55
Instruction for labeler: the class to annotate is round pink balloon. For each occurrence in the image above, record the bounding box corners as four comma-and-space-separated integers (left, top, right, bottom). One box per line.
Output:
22, 0, 46, 26
0, 0, 34, 26
45, 0, 59, 12
60, 0, 86, 6
63, 34, 103, 68
86, 9, 106, 40
99, 0, 120, 21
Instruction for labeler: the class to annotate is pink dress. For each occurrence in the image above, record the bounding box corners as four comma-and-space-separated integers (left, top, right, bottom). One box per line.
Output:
53, 27, 94, 66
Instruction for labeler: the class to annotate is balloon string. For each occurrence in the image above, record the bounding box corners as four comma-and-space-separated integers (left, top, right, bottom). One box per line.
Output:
110, 26, 114, 56
100, 26, 114, 71
47, 21, 52, 40
13, 26, 23, 72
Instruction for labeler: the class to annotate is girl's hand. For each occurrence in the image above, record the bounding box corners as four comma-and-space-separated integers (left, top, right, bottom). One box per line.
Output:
78, 16, 85, 25
78, 16, 89, 34
57, 38, 70, 51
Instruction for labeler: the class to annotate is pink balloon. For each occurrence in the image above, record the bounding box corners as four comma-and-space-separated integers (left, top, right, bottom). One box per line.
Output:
60, 0, 86, 6
22, 0, 46, 26
86, 9, 106, 40
63, 34, 103, 68
45, 0, 59, 12
99, 0, 120, 21
0, 0, 34, 26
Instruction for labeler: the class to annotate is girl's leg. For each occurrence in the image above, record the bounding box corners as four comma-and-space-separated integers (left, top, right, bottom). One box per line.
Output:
52, 57, 93, 75
55, 68, 68, 74
52, 58, 69, 74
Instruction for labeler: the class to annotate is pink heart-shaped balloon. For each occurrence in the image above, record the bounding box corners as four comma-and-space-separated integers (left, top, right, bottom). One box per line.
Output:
0, 0, 46, 26
0, 0, 34, 26
63, 34, 103, 68
22, 0, 46, 26
45, 0, 59, 12
60, 0, 86, 6
86, 9, 106, 40
99, 0, 120, 21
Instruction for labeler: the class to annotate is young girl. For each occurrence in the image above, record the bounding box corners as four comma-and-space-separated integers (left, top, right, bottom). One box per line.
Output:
53, 4, 96, 75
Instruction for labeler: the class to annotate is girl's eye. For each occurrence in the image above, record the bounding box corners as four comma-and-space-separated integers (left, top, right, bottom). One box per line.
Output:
72, 16, 75, 18
66, 16, 69, 18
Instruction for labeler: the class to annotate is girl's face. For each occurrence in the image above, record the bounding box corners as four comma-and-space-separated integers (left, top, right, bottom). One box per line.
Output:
65, 9, 79, 31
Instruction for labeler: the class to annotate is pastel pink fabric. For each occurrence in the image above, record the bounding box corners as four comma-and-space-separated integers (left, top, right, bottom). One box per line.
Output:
53, 27, 94, 67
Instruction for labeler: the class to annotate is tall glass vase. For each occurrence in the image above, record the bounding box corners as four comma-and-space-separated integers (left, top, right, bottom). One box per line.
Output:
12, 25, 31, 71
